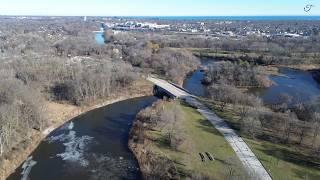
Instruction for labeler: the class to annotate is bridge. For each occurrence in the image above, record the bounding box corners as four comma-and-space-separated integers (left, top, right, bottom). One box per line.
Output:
149, 77, 190, 98
147, 76, 272, 180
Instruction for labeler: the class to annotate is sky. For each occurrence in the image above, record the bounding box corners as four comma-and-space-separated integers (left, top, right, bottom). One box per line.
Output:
0, 0, 319, 16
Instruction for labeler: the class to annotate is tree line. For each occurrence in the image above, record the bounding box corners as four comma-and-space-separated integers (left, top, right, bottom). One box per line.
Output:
207, 81, 320, 154
203, 61, 271, 87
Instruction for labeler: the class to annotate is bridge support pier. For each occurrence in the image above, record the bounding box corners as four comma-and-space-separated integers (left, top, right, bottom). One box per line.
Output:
153, 85, 175, 99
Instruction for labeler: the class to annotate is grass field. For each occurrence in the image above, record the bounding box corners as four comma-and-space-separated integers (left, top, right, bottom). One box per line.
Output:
147, 101, 246, 179
201, 99, 320, 180
246, 139, 320, 180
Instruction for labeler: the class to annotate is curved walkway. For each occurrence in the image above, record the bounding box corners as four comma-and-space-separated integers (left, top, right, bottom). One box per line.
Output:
147, 76, 272, 180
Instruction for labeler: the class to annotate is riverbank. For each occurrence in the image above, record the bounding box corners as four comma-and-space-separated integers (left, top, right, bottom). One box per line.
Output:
183, 60, 320, 178
187, 47, 320, 77
129, 100, 246, 179
310, 69, 320, 84
276, 64, 320, 83
1, 79, 153, 180
279, 64, 320, 71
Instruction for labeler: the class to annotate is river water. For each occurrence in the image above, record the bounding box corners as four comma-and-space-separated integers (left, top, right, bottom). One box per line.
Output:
8, 96, 156, 180
183, 59, 320, 105
182, 58, 214, 97
8, 60, 320, 180
250, 67, 320, 105
183, 70, 207, 97
95, 32, 105, 45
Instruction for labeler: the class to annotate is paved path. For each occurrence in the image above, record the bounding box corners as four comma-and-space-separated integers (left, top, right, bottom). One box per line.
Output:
147, 76, 272, 180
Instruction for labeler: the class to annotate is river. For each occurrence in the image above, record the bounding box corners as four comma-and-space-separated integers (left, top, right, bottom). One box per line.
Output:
250, 67, 320, 105
183, 70, 207, 97
95, 32, 105, 45
8, 96, 157, 180
8, 61, 320, 180
183, 59, 320, 105
182, 58, 214, 97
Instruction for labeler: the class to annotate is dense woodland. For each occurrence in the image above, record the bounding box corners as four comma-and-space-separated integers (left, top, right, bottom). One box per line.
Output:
161, 34, 320, 65
203, 60, 271, 87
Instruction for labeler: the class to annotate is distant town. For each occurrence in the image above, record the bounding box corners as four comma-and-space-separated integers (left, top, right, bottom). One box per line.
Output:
99, 17, 315, 38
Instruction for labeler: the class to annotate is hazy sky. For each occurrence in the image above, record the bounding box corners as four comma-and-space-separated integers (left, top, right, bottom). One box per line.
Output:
0, 0, 318, 16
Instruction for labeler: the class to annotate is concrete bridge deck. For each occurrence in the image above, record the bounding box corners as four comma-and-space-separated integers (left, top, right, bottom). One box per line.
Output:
147, 76, 272, 180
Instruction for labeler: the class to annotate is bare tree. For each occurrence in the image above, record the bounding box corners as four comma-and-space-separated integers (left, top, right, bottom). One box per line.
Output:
0, 135, 3, 156
312, 112, 320, 149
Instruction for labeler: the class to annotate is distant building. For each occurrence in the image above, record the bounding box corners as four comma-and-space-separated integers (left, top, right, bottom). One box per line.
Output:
284, 33, 301, 38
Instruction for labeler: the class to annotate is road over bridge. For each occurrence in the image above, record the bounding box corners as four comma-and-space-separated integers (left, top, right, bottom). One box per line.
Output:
147, 76, 272, 180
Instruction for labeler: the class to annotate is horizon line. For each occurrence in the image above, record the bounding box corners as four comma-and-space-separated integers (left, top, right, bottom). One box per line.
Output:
1, 14, 320, 17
